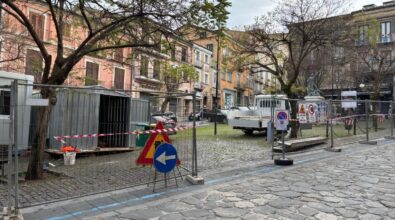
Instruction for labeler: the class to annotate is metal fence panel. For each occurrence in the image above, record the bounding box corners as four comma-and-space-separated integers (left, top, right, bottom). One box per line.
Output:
2, 84, 195, 209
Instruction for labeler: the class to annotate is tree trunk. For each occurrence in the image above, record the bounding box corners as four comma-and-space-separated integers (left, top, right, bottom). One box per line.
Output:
289, 99, 299, 138
160, 97, 170, 113
371, 92, 380, 132
25, 88, 56, 180
284, 89, 299, 138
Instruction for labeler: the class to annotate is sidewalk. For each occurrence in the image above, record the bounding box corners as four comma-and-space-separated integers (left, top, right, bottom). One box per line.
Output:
22, 139, 395, 220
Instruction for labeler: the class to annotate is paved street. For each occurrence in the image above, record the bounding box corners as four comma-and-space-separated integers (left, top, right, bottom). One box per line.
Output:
22, 139, 395, 220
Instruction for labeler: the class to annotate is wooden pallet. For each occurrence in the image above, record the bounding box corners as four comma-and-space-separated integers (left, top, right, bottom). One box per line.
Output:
274, 136, 327, 152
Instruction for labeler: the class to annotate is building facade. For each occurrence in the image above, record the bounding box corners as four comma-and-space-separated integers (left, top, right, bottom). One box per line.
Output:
305, 1, 395, 104
0, 1, 219, 117
182, 28, 256, 109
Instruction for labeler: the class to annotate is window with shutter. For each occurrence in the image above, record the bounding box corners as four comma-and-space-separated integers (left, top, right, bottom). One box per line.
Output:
114, 68, 125, 89
153, 60, 161, 80
29, 12, 44, 40
181, 47, 187, 62
85, 61, 99, 85
114, 48, 123, 62
25, 49, 43, 83
140, 56, 148, 77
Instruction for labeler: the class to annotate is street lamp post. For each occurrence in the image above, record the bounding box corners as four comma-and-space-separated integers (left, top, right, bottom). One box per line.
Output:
214, 33, 220, 135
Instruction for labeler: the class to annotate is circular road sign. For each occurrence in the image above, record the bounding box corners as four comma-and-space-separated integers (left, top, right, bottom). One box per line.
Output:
154, 143, 178, 173
277, 111, 288, 120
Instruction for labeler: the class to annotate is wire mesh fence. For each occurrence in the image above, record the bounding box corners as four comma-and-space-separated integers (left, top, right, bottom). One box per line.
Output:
2, 81, 395, 210
1, 82, 197, 209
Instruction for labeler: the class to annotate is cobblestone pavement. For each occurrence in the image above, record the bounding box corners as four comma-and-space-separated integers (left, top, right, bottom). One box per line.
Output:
1, 123, 392, 208
82, 141, 395, 220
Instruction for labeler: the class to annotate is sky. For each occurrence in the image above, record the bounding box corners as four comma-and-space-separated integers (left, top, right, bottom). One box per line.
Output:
227, 0, 384, 28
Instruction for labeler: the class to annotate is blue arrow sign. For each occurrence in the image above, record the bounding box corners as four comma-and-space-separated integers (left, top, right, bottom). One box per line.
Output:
154, 143, 178, 173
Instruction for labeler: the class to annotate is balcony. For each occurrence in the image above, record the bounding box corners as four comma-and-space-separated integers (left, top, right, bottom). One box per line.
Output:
380, 35, 392, 43
235, 81, 247, 90
194, 82, 203, 91
194, 60, 202, 68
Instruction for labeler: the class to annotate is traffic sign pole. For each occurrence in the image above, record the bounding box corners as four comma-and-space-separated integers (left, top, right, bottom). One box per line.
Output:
274, 109, 293, 166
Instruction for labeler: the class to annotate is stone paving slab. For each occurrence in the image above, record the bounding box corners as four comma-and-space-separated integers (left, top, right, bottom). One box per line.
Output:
76, 141, 395, 220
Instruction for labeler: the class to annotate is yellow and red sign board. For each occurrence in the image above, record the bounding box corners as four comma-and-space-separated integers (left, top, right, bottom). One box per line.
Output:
136, 122, 180, 165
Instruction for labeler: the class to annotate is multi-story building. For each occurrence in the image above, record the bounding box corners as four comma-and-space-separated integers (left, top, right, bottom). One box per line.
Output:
191, 44, 215, 110
304, 1, 395, 104
0, 1, 213, 118
0, 1, 134, 91
182, 27, 255, 109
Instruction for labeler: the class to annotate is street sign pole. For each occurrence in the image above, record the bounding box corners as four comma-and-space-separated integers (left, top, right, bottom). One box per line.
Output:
274, 110, 293, 166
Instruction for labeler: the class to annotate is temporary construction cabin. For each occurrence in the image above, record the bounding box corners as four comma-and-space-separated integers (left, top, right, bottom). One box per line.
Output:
0, 71, 34, 151
31, 86, 149, 150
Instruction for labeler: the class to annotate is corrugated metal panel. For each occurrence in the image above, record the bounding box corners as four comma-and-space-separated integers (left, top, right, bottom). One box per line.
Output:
48, 89, 100, 150
129, 99, 149, 147
30, 87, 149, 149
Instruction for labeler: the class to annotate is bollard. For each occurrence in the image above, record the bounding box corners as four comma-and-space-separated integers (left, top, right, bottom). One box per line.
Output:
359, 101, 377, 145
353, 116, 357, 135
385, 102, 395, 139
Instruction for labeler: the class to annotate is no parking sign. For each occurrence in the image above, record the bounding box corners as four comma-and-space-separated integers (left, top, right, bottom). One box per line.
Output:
275, 110, 289, 131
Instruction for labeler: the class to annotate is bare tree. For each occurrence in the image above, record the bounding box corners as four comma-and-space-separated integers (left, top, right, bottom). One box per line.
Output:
243, 0, 349, 138
0, 0, 230, 180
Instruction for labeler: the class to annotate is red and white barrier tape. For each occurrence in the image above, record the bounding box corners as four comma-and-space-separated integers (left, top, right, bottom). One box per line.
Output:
287, 113, 391, 123
54, 126, 191, 144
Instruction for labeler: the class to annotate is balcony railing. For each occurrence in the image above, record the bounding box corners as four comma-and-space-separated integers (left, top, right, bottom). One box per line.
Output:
381, 35, 392, 43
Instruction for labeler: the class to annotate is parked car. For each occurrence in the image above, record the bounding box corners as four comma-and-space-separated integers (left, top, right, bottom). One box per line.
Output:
150, 114, 177, 135
152, 111, 177, 122
188, 108, 209, 121
207, 109, 228, 123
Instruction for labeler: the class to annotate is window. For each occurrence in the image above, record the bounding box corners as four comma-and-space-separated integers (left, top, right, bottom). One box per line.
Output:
359, 25, 368, 45
227, 70, 232, 82
171, 47, 176, 59
195, 50, 200, 66
181, 47, 187, 62
62, 22, 72, 38
153, 60, 161, 80
222, 46, 227, 64
29, 12, 44, 40
206, 44, 213, 52
204, 73, 209, 84
381, 21, 391, 43
198, 31, 207, 38
25, 49, 43, 83
221, 69, 226, 80
213, 70, 217, 86
140, 56, 148, 77
85, 61, 99, 85
114, 48, 124, 62
205, 54, 209, 64
114, 68, 124, 89
0, 90, 10, 116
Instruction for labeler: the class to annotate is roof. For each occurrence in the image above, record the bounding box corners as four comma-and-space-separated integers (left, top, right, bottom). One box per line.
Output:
58, 85, 130, 98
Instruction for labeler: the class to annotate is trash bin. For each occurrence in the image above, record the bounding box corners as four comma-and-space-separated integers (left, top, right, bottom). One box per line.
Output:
136, 123, 150, 147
